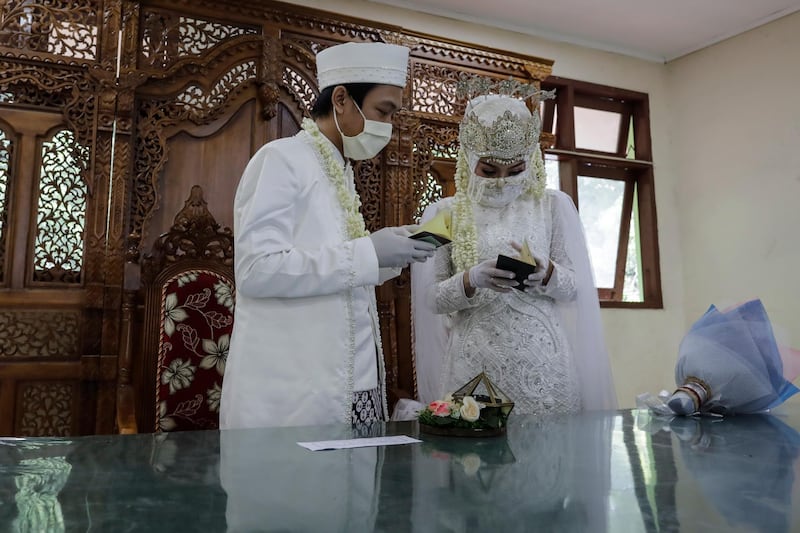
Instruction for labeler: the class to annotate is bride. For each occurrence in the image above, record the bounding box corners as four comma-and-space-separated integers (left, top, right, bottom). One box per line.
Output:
407, 80, 616, 416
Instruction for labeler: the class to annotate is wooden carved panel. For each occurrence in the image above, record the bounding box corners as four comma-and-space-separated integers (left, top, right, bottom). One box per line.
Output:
138, 96, 258, 254
139, 7, 259, 69
354, 159, 383, 233
32, 128, 89, 283
278, 32, 336, 117
411, 61, 468, 118
411, 121, 460, 221
0, 0, 101, 62
16, 381, 76, 436
281, 65, 316, 116
129, 7, 262, 257
0, 310, 81, 358
0, 66, 97, 175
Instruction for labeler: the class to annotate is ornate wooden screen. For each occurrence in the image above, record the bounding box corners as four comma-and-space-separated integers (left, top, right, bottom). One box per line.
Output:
0, 0, 123, 435
0, 0, 552, 435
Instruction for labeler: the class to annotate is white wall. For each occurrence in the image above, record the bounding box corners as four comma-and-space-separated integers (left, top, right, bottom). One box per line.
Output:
667, 12, 800, 404
667, 12, 800, 339
277, 0, 727, 407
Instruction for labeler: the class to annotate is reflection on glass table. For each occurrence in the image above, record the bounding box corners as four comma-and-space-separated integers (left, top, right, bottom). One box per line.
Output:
627, 411, 800, 533
408, 416, 613, 533
0, 410, 799, 532
671, 415, 800, 533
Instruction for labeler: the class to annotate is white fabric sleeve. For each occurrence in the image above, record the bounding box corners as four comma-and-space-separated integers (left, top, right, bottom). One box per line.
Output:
426, 247, 485, 315
539, 261, 576, 301
234, 144, 379, 299
524, 196, 577, 302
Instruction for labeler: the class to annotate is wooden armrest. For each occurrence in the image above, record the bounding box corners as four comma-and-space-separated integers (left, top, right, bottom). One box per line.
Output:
116, 384, 138, 434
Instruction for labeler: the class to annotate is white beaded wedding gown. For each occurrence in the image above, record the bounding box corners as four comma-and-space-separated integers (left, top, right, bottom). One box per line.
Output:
427, 191, 581, 415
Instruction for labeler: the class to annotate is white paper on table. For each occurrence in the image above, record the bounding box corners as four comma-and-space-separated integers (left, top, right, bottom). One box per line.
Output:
297, 435, 422, 451
0, 437, 27, 445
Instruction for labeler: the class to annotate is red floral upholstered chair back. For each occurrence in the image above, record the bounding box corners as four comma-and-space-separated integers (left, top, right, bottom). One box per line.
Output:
117, 186, 234, 433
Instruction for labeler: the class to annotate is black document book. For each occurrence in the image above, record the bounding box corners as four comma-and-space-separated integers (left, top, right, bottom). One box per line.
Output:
496, 254, 537, 291
409, 231, 451, 247
409, 209, 452, 248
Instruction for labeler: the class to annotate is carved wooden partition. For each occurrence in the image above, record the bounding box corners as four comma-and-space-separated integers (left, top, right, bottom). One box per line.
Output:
0, 0, 123, 436
0, 0, 552, 435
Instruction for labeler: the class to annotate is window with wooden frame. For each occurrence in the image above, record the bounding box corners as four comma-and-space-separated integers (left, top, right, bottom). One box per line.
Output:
541, 77, 662, 308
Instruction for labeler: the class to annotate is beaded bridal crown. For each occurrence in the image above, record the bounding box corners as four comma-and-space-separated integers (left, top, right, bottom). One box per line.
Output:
456, 74, 555, 163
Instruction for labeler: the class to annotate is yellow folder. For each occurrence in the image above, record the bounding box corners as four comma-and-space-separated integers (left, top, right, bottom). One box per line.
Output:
410, 209, 452, 247
518, 240, 536, 266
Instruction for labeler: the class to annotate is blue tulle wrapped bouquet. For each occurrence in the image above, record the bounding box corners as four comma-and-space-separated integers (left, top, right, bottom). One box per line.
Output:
640, 299, 800, 416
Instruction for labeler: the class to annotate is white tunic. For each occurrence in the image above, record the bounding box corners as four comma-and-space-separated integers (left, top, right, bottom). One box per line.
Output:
220, 131, 395, 429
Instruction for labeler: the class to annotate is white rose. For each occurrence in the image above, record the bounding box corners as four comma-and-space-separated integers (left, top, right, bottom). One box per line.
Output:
460, 453, 482, 476
459, 396, 481, 422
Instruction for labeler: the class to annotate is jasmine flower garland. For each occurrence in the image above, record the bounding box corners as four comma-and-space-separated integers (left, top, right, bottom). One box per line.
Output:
451, 150, 479, 272
301, 118, 369, 239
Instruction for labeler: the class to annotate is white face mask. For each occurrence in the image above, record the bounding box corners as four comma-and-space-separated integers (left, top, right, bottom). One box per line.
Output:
333, 100, 393, 160
467, 171, 529, 207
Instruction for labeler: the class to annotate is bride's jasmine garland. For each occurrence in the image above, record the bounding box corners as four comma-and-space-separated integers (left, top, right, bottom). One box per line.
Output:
302, 118, 369, 239
451, 147, 547, 272
451, 150, 479, 272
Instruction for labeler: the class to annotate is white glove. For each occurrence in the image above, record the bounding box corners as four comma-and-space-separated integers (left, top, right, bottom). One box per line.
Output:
467, 258, 518, 292
510, 240, 550, 288
523, 251, 550, 286
368, 226, 436, 268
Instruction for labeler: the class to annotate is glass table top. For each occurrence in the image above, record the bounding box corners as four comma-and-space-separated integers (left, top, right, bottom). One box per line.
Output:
1, 409, 799, 532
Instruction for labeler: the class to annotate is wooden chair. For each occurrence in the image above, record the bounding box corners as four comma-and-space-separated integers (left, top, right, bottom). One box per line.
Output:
117, 186, 234, 433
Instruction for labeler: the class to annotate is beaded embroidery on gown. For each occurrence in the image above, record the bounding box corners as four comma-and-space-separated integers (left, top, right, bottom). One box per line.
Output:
430, 192, 581, 415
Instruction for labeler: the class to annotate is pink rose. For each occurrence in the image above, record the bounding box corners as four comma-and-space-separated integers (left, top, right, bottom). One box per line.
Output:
428, 400, 451, 417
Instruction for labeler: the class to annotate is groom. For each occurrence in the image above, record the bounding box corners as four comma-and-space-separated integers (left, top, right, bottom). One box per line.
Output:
220, 42, 435, 429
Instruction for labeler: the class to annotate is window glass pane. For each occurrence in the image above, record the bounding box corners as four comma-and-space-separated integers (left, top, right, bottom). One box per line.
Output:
544, 153, 559, 190
0, 128, 11, 282
623, 186, 643, 302
540, 100, 557, 135
626, 116, 636, 160
578, 176, 624, 288
575, 107, 621, 153
33, 129, 88, 283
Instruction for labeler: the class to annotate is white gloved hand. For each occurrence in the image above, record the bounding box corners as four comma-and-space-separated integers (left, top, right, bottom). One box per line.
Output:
523, 251, 550, 286
368, 225, 436, 268
467, 258, 518, 292
510, 240, 550, 288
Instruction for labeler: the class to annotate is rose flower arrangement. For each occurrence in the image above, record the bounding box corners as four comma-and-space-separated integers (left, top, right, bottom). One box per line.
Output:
418, 393, 510, 432
418, 373, 514, 436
